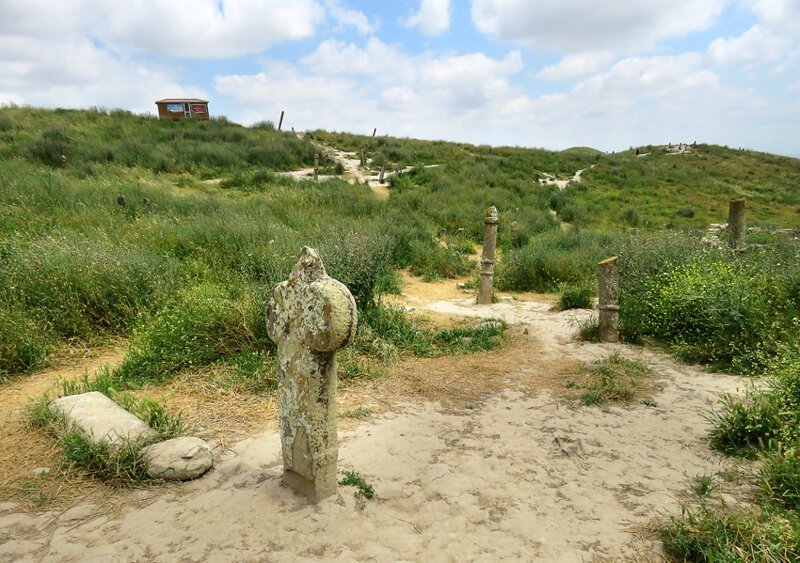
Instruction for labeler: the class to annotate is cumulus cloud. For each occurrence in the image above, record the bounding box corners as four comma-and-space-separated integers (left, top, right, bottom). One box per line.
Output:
404, 0, 451, 36
536, 51, 615, 81
323, 0, 379, 35
708, 0, 800, 67
471, 0, 726, 53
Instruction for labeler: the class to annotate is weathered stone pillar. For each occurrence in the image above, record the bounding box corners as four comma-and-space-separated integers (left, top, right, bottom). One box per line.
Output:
313, 154, 319, 182
278, 110, 284, 131
379, 164, 385, 184
360, 149, 365, 167
728, 198, 746, 251
510, 220, 519, 248
597, 256, 620, 343
266, 247, 358, 503
477, 206, 499, 305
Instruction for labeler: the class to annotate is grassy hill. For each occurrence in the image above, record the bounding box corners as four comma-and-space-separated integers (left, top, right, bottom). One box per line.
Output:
1, 107, 798, 380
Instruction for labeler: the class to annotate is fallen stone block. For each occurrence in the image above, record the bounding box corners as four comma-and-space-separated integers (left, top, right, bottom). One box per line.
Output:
142, 437, 214, 481
50, 391, 156, 448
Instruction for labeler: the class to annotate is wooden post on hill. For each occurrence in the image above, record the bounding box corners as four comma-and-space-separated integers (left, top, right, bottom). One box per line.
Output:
278, 110, 284, 131
728, 199, 746, 251
597, 257, 620, 343
477, 207, 499, 305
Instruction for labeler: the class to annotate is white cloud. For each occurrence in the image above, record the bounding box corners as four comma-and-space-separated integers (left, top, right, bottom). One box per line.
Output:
1, 0, 324, 59
536, 51, 615, 81
215, 40, 525, 138
471, 0, 726, 53
707, 0, 800, 67
404, 0, 451, 36
323, 0, 379, 35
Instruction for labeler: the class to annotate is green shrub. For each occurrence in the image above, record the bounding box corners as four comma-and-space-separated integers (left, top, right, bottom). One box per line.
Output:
26, 128, 71, 167
708, 392, 783, 456
761, 449, 800, 511
558, 285, 592, 310
114, 284, 261, 384
0, 306, 50, 379
660, 506, 800, 562
0, 235, 179, 339
497, 229, 613, 292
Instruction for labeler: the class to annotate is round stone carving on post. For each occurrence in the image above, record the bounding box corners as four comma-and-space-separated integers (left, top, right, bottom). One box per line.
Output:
266, 247, 358, 503
728, 198, 746, 251
597, 256, 620, 343
477, 206, 499, 305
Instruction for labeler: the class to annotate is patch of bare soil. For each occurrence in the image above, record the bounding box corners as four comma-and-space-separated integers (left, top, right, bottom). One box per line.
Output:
1, 275, 752, 561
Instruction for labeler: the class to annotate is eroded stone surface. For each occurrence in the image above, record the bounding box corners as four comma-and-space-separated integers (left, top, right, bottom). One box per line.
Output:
728, 198, 746, 251
50, 392, 156, 448
478, 206, 499, 305
142, 437, 214, 481
266, 246, 358, 503
597, 256, 620, 343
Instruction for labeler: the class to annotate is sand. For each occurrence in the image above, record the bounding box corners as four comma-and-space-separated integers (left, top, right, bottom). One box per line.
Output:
0, 282, 749, 562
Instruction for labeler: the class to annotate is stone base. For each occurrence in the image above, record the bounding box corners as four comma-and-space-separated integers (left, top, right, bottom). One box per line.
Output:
284, 470, 337, 504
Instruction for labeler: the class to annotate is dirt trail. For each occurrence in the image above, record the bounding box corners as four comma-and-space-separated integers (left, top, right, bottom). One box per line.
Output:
0, 280, 749, 562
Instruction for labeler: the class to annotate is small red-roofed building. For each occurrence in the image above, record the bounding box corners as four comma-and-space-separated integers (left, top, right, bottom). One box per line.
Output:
155, 98, 210, 121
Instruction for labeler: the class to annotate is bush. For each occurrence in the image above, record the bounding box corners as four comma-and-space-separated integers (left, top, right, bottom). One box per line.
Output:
0, 306, 50, 379
497, 229, 613, 292
558, 285, 592, 310
114, 284, 262, 384
762, 449, 800, 511
26, 128, 71, 167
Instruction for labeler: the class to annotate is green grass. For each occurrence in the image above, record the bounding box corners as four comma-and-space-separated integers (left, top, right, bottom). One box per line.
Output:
570, 353, 654, 406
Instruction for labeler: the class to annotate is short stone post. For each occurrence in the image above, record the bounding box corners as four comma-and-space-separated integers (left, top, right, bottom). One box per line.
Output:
510, 220, 519, 248
477, 206, 499, 305
597, 257, 620, 343
360, 149, 365, 167
313, 153, 319, 182
728, 198, 746, 251
379, 164, 386, 184
266, 247, 358, 503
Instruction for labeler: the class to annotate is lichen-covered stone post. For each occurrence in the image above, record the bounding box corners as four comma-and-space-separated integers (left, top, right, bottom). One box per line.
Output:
597, 256, 620, 343
313, 153, 319, 182
728, 198, 746, 251
266, 247, 358, 503
477, 206, 499, 305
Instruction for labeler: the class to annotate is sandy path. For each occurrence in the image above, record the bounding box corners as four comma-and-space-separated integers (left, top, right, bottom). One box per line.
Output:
0, 284, 748, 562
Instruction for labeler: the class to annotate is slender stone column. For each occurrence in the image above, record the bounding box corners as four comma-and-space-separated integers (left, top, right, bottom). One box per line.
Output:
477, 206, 499, 305
266, 247, 358, 503
313, 154, 319, 182
360, 149, 365, 167
379, 164, 385, 184
278, 110, 284, 131
728, 198, 746, 251
597, 256, 620, 343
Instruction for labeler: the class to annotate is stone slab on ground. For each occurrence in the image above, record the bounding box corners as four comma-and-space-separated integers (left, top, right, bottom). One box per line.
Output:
142, 437, 214, 481
50, 391, 156, 447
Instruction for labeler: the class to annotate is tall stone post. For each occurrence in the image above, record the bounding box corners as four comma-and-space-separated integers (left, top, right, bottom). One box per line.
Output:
379, 164, 385, 184
477, 206, 499, 305
597, 257, 620, 343
266, 247, 358, 503
372, 128, 377, 137
360, 149, 365, 167
278, 110, 284, 131
510, 220, 519, 248
313, 153, 319, 182
728, 198, 746, 251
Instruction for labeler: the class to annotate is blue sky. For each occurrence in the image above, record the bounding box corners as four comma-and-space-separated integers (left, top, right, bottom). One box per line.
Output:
2, 1, 798, 155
